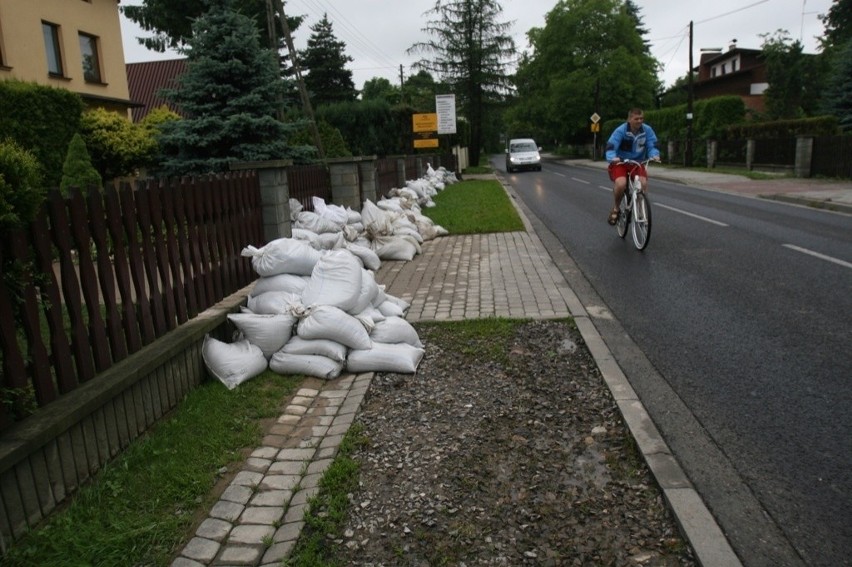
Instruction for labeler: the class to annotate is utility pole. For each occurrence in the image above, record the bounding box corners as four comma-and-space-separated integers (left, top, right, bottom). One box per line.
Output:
272, 0, 325, 161
264, 0, 286, 122
686, 20, 694, 167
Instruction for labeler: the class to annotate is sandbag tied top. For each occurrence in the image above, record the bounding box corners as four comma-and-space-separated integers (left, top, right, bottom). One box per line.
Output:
241, 237, 322, 277
300, 249, 363, 313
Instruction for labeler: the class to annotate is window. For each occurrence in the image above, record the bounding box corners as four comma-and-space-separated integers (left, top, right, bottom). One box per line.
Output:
42, 21, 63, 76
79, 33, 101, 82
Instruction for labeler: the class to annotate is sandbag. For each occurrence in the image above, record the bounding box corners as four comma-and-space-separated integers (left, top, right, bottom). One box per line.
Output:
346, 342, 425, 374
345, 242, 381, 271
202, 336, 268, 390
269, 352, 343, 379
372, 235, 418, 261
376, 299, 405, 318
349, 268, 380, 315
296, 304, 372, 350
280, 336, 348, 362
241, 238, 322, 277
251, 273, 309, 296
295, 211, 345, 234
227, 313, 296, 359
370, 316, 423, 347
301, 249, 363, 312
246, 291, 302, 315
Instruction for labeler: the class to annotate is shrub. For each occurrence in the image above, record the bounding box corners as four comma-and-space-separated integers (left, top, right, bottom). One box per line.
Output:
0, 138, 45, 229
80, 108, 158, 181
60, 133, 102, 194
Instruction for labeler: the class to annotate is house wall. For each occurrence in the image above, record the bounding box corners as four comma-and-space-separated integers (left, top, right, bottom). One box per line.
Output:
0, 0, 131, 113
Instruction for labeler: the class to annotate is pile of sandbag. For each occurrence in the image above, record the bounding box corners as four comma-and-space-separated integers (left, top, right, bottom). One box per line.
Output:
202, 239, 425, 389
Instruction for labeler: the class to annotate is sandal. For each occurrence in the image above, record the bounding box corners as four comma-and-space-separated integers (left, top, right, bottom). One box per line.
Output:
607, 208, 619, 225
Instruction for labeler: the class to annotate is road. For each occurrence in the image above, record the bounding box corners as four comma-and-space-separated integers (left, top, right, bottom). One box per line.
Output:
493, 156, 852, 567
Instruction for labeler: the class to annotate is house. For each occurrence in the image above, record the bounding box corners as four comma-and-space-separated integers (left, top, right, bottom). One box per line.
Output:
692, 42, 768, 113
0, 0, 135, 116
126, 58, 187, 122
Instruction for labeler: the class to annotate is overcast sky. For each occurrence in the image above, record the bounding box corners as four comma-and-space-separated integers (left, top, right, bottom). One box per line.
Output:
120, 0, 833, 90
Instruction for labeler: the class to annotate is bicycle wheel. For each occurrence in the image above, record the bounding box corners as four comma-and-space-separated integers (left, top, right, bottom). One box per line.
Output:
631, 192, 652, 250
616, 195, 630, 239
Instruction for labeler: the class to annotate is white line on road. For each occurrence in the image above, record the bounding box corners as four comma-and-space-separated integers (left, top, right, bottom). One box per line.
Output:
571, 177, 590, 184
783, 244, 852, 269
552, 171, 566, 177
655, 203, 729, 226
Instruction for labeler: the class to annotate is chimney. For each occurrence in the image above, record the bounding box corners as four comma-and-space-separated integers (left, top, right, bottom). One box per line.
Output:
729, 38, 738, 51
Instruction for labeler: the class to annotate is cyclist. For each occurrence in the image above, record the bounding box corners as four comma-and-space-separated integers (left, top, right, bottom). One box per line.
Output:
604, 108, 661, 225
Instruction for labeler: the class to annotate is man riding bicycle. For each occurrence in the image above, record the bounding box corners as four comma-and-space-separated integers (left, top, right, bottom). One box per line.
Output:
605, 108, 661, 225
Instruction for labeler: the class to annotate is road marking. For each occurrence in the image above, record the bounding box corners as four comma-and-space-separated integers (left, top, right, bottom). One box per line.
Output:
571, 177, 590, 184
655, 203, 729, 226
552, 171, 566, 177
783, 244, 852, 269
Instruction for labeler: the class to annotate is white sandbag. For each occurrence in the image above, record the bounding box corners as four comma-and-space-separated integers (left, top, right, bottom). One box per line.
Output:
295, 211, 345, 234
384, 292, 411, 312
346, 342, 425, 374
315, 231, 346, 250
370, 316, 423, 347
241, 238, 321, 277
360, 200, 394, 236
372, 235, 418, 261
290, 228, 321, 248
346, 208, 362, 224
377, 299, 405, 318
289, 198, 304, 220
247, 291, 302, 315
296, 304, 372, 350
228, 313, 296, 359
301, 250, 363, 312
280, 336, 348, 362
345, 242, 381, 271
202, 336, 268, 390
269, 352, 343, 379
251, 273, 309, 296
349, 268, 380, 315
312, 197, 350, 226
354, 305, 386, 324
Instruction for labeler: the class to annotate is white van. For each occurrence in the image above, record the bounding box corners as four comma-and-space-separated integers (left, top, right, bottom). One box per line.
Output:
505, 138, 542, 173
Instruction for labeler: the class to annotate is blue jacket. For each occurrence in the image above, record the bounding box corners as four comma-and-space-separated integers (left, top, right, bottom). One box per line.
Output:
605, 122, 660, 162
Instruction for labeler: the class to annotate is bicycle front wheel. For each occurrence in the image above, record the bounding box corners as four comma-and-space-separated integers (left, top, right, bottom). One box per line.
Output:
616, 195, 630, 239
631, 192, 652, 250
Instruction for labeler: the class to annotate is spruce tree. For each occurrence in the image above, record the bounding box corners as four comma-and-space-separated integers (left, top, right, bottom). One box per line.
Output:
300, 14, 358, 106
407, 0, 516, 166
156, 1, 313, 177
60, 133, 102, 193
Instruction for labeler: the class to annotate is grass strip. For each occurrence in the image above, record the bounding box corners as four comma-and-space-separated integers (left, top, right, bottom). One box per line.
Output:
422, 179, 525, 234
3, 370, 300, 567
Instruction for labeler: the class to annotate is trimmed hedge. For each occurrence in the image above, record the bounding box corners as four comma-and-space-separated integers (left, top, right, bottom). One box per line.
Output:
0, 80, 84, 187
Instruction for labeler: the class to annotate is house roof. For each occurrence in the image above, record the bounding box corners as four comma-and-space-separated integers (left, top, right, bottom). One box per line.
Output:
126, 58, 188, 122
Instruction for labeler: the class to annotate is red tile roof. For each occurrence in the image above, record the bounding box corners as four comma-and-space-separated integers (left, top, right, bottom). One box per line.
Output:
126, 58, 188, 122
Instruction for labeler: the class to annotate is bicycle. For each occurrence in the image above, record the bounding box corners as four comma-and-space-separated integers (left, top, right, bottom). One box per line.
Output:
615, 158, 653, 250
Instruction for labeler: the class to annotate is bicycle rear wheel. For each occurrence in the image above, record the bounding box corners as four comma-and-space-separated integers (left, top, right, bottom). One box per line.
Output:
631, 192, 652, 250
616, 195, 630, 239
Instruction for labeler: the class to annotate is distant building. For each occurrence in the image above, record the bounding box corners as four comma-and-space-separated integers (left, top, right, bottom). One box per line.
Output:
0, 0, 135, 116
692, 42, 768, 113
126, 59, 188, 122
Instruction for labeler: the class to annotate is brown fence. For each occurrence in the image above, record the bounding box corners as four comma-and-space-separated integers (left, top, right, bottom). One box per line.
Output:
811, 135, 852, 178
0, 171, 263, 431
376, 157, 400, 198
287, 164, 332, 212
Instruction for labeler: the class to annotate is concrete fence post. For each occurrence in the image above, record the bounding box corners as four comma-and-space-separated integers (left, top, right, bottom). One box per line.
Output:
358, 157, 378, 206
230, 159, 293, 242
707, 140, 717, 169
795, 136, 814, 178
746, 139, 755, 171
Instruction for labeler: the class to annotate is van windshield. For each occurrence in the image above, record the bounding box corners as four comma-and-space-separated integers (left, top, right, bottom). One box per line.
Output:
510, 142, 537, 152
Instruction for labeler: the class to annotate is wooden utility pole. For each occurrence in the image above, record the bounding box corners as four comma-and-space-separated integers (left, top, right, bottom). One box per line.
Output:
272, 0, 325, 160
686, 20, 694, 167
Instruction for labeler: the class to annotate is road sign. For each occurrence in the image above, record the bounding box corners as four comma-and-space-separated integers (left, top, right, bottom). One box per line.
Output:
436, 94, 457, 134
590, 112, 601, 124
590, 123, 600, 133
412, 113, 438, 133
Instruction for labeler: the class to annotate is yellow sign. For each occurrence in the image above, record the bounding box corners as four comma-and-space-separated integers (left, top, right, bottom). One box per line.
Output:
590, 123, 600, 132
414, 138, 439, 149
412, 113, 438, 133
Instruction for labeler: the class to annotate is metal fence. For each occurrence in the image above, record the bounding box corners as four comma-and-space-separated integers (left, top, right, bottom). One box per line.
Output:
811, 135, 852, 178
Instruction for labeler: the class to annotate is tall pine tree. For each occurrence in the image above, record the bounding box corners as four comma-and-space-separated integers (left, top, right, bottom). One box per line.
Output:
408, 0, 516, 166
300, 14, 358, 106
156, 1, 313, 177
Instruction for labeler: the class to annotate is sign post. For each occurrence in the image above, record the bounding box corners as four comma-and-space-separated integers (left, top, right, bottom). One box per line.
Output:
590, 113, 601, 160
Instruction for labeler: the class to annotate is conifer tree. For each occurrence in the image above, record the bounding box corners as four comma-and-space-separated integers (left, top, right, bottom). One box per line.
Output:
300, 14, 358, 106
60, 133, 102, 194
408, 0, 516, 166
156, 1, 313, 177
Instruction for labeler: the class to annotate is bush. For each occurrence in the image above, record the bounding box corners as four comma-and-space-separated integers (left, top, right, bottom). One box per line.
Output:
80, 108, 158, 181
0, 139, 45, 229
60, 133, 102, 194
